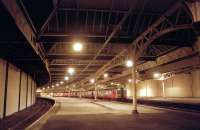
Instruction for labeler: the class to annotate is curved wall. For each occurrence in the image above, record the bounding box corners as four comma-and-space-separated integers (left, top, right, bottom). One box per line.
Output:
0, 58, 36, 119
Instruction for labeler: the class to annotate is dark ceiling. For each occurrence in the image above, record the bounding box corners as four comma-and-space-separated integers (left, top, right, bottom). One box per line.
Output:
22, 0, 197, 84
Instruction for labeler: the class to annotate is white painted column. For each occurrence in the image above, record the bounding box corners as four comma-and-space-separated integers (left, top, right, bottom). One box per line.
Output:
94, 83, 97, 101
132, 64, 138, 114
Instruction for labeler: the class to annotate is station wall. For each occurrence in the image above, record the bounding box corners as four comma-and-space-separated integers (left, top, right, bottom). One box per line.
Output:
0, 58, 37, 119
20, 72, 28, 110
0, 59, 6, 119
27, 76, 32, 107
6, 64, 20, 116
192, 70, 200, 97
127, 70, 200, 98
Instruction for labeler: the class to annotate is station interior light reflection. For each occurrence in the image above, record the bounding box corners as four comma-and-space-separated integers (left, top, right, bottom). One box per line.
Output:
60, 81, 64, 84
73, 42, 83, 52
64, 76, 69, 81
104, 73, 108, 78
126, 59, 133, 68
68, 67, 75, 75
90, 79, 95, 84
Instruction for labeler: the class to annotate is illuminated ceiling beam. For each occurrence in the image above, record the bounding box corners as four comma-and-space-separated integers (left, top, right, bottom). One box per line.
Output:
2, 0, 50, 75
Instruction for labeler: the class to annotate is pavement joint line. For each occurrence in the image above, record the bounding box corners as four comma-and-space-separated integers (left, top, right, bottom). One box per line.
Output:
90, 101, 114, 111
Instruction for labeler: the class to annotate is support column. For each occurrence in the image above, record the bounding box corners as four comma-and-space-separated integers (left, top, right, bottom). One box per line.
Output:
132, 64, 138, 114
94, 83, 97, 101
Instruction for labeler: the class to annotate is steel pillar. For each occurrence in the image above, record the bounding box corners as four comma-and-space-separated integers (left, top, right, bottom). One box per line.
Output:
131, 63, 138, 114
94, 81, 98, 101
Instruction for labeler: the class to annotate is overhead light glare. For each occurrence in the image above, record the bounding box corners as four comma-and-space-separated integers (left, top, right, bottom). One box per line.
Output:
153, 72, 161, 79
60, 81, 64, 84
68, 67, 75, 75
104, 73, 108, 78
73, 42, 83, 52
128, 79, 132, 83
90, 79, 95, 84
126, 60, 133, 68
64, 76, 69, 81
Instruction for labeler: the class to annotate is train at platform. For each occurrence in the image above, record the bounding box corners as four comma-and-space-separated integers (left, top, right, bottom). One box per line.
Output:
52, 88, 127, 100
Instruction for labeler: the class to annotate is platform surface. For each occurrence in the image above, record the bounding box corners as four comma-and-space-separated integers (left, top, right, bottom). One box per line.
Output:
39, 97, 200, 130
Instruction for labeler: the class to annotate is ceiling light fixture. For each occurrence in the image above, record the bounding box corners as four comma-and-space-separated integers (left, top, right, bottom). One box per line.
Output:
126, 59, 133, 68
68, 67, 75, 75
73, 42, 83, 52
153, 72, 161, 79
90, 79, 95, 84
128, 79, 132, 83
64, 76, 69, 81
104, 73, 108, 78
60, 81, 64, 84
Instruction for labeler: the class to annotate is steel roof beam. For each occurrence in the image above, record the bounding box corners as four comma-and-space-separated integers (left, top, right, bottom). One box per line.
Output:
78, 1, 194, 85
58, 8, 161, 16
50, 64, 102, 68
74, 3, 135, 80
38, 0, 61, 37
50, 69, 122, 72
47, 54, 114, 60
50, 62, 104, 65
2, 0, 50, 77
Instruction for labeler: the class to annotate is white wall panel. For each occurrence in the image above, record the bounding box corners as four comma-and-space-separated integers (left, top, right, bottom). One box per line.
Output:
27, 76, 32, 107
132, 73, 194, 98
164, 74, 192, 97
30, 79, 33, 105
6, 64, 20, 116
32, 81, 36, 105
0, 59, 38, 118
136, 80, 161, 97
20, 72, 27, 110
192, 70, 200, 97
0, 59, 6, 119
126, 83, 133, 99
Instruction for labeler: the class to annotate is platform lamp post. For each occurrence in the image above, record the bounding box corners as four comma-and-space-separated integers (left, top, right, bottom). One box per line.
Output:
90, 78, 97, 101
132, 63, 138, 114
94, 82, 97, 101
126, 52, 138, 114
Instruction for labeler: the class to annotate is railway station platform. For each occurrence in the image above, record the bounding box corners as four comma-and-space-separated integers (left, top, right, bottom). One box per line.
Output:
1, 0, 200, 130
29, 97, 200, 130
138, 97, 200, 112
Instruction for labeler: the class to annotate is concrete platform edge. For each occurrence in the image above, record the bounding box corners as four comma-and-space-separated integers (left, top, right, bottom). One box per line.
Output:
25, 98, 60, 130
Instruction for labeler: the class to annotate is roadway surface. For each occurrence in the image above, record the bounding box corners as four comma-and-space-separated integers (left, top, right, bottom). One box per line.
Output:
40, 97, 200, 130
